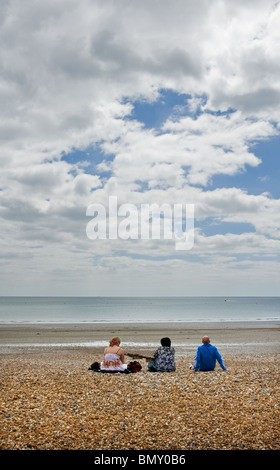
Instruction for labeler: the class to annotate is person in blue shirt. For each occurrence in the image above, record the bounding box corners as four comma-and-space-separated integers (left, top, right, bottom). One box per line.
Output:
191, 336, 227, 372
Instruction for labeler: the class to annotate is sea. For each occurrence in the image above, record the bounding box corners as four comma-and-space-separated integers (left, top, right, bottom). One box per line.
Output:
0, 296, 279, 325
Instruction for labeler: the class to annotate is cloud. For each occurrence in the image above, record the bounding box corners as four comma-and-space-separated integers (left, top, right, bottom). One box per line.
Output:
1, 0, 280, 295
97, 106, 275, 190
1, 1, 279, 160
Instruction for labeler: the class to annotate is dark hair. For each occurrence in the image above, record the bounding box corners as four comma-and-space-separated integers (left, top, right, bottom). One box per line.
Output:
161, 337, 171, 347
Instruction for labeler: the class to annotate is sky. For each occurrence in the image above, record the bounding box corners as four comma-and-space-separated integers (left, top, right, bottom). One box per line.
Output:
0, 0, 280, 297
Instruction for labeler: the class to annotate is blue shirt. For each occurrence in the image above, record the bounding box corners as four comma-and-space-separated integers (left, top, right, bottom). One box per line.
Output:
194, 343, 226, 371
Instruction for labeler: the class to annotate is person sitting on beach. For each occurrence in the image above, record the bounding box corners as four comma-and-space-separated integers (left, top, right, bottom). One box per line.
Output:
190, 336, 227, 372
148, 337, 176, 372
100, 336, 128, 372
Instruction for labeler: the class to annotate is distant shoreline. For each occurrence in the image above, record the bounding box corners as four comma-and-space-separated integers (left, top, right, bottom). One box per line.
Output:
0, 319, 279, 327
1, 322, 279, 356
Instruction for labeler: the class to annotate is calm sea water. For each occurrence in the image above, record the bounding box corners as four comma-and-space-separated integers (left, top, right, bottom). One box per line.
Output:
0, 296, 279, 324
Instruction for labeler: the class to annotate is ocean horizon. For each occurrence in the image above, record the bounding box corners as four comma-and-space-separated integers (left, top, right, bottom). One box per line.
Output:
0, 296, 280, 325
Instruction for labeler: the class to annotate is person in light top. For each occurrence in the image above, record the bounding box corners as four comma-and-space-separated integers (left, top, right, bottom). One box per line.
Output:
100, 336, 128, 372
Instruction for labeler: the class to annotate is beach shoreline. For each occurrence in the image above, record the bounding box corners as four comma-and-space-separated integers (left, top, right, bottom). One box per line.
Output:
0, 321, 279, 355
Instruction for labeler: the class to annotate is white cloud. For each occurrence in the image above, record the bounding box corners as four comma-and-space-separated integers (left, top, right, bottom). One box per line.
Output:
1, 0, 280, 295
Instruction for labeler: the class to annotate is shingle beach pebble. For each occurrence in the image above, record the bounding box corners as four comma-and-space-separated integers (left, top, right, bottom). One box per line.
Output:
0, 349, 279, 450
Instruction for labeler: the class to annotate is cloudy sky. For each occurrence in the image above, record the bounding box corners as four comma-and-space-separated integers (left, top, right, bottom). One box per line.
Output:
1, 0, 280, 296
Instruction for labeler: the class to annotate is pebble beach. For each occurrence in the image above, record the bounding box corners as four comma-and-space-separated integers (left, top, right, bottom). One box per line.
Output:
0, 323, 279, 451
